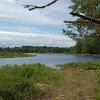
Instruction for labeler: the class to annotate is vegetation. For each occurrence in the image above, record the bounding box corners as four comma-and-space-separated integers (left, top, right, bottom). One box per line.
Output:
14, 0, 100, 55
0, 0, 99, 99
0, 63, 62, 100
63, 0, 100, 54
0, 46, 71, 54
16, 0, 100, 55
55, 62, 100, 100
0, 52, 34, 58
0, 62, 100, 100
58, 62, 100, 70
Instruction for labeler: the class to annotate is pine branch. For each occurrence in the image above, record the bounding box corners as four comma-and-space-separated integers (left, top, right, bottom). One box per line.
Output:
63, 21, 90, 25
70, 12, 100, 24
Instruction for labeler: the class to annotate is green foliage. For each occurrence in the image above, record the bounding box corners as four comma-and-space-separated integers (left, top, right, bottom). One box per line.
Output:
0, 64, 61, 100
64, 0, 100, 54
59, 62, 100, 70
70, 0, 100, 18
94, 85, 100, 100
0, 46, 71, 54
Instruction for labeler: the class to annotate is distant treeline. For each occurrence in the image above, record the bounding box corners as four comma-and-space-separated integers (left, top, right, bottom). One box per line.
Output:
0, 46, 71, 53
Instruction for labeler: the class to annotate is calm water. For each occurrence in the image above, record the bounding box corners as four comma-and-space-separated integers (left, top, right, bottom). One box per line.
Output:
0, 54, 100, 67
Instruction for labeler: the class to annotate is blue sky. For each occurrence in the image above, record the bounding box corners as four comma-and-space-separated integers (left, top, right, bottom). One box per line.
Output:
0, 0, 76, 47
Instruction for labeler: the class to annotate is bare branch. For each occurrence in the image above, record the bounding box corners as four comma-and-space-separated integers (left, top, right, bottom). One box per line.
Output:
70, 12, 100, 24
23, 0, 58, 11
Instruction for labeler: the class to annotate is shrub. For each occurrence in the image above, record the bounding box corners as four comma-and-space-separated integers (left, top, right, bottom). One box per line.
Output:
58, 62, 100, 70
0, 64, 61, 100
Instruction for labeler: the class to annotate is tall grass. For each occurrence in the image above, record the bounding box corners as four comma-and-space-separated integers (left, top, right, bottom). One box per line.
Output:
0, 63, 62, 100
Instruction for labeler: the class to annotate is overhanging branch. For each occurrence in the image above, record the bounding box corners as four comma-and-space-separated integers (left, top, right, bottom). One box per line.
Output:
70, 12, 100, 24
23, 0, 58, 11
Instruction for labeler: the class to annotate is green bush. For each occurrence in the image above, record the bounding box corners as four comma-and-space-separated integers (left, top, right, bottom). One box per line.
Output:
59, 62, 100, 70
0, 64, 61, 100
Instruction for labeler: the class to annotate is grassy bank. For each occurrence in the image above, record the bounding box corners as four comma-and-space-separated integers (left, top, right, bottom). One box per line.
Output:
0, 62, 100, 100
0, 64, 62, 100
71, 54, 100, 57
0, 52, 35, 58
56, 62, 100, 100
58, 62, 100, 70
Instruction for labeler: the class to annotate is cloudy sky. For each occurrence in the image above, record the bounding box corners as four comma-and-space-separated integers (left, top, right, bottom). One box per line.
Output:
0, 0, 76, 47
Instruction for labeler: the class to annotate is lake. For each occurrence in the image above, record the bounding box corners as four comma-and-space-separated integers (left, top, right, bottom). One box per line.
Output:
0, 54, 100, 67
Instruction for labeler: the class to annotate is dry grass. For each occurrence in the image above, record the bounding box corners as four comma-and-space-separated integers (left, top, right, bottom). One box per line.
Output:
41, 68, 98, 100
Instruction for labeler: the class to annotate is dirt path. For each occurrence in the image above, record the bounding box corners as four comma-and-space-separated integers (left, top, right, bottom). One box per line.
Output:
43, 68, 98, 100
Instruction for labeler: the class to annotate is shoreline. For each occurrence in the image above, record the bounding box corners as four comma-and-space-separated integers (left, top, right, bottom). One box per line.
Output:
0, 51, 100, 58
0, 52, 36, 58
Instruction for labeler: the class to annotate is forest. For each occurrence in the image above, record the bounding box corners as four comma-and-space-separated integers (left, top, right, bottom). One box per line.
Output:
0, 46, 71, 53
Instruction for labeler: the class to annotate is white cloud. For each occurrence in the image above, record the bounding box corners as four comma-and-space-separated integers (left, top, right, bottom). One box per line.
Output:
0, 0, 76, 26
0, 0, 76, 47
0, 31, 76, 47
0, 0, 66, 25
